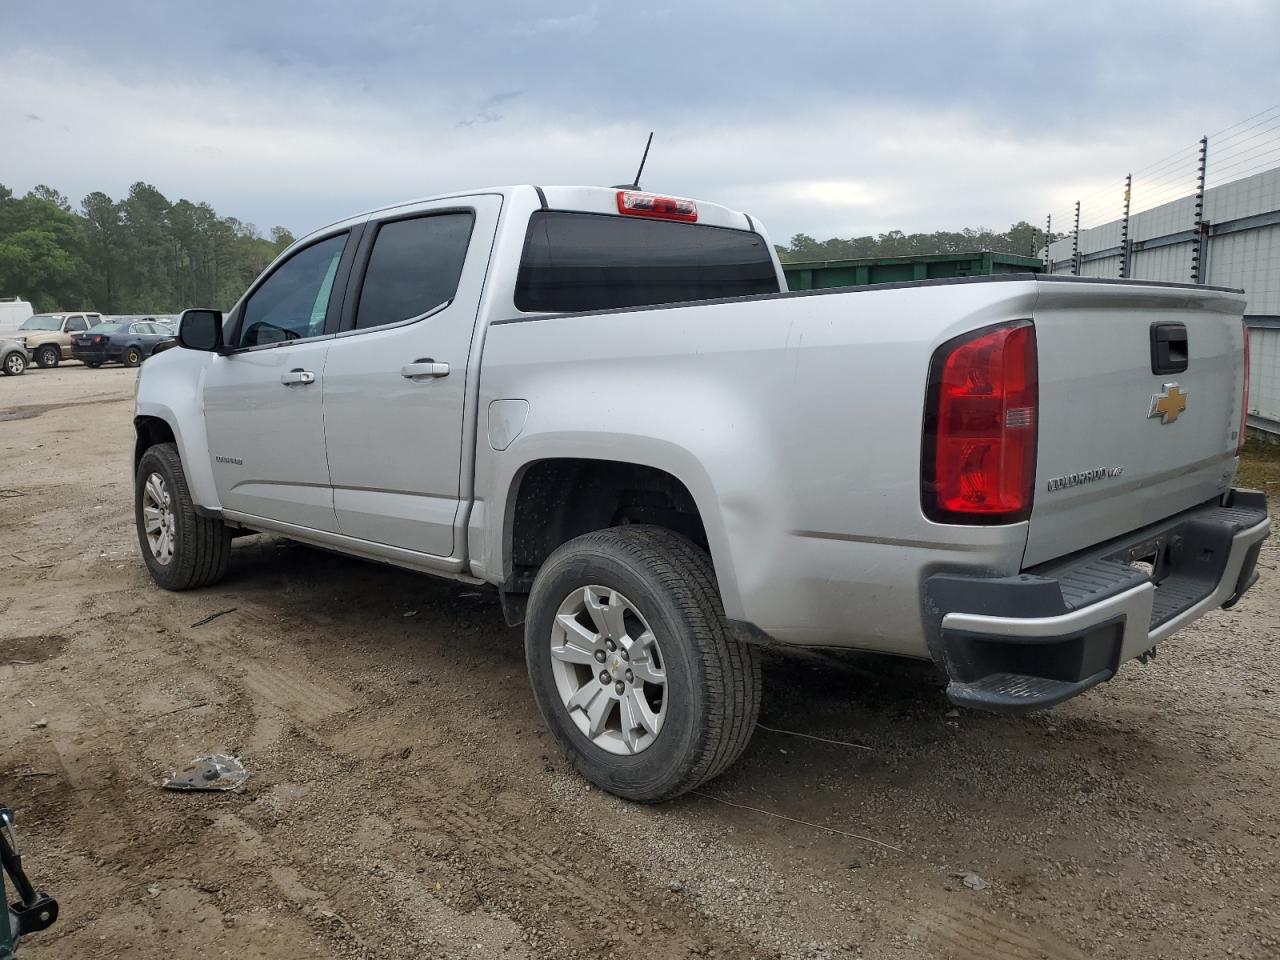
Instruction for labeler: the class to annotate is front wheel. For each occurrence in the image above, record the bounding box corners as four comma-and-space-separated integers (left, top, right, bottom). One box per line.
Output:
525, 526, 761, 802
123, 346, 143, 367
135, 442, 231, 590
35, 345, 60, 368
2, 352, 25, 376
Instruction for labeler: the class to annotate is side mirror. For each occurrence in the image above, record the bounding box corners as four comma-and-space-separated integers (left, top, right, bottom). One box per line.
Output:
177, 309, 224, 352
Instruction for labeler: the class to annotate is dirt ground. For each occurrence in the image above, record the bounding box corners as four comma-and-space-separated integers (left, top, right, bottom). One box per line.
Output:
2, 364, 1278, 960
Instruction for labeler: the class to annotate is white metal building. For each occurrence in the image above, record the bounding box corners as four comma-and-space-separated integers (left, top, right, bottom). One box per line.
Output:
1046, 166, 1280, 436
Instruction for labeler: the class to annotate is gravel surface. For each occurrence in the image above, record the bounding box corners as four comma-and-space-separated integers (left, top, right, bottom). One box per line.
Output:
1, 364, 1277, 959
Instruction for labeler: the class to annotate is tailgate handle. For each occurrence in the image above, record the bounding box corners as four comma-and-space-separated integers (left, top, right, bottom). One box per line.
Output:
1150, 322, 1188, 375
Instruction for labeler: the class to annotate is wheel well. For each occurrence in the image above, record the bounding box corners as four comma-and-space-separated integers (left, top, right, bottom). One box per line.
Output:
504, 459, 708, 619
133, 416, 176, 470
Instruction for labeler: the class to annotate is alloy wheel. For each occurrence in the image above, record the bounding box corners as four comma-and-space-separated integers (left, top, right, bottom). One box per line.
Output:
548, 585, 667, 755
141, 472, 176, 565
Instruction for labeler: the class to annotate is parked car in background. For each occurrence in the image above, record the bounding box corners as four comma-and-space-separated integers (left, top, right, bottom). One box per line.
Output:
14, 312, 104, 367
1, 339, 31, 376
0, 297, 34, 336
72, 318, 176, 367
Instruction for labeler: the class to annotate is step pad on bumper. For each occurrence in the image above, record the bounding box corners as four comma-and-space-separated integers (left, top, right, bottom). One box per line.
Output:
947, 669, 1112, 711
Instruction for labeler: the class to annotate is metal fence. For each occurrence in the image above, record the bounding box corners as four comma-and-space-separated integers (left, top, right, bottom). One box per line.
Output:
1039, 105, 1280, 436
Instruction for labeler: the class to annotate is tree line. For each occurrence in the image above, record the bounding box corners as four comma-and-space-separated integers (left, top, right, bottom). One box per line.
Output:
1, 179, 1055, 312
777, 221, 1050, 262
0, 182, 295, 314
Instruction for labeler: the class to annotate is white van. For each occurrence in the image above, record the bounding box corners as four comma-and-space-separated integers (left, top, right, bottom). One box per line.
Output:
0, 298, 35, 335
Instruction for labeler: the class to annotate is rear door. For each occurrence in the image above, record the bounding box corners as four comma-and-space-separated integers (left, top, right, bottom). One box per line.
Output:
322, 195, 501, 557
1024, 279, 1247, 566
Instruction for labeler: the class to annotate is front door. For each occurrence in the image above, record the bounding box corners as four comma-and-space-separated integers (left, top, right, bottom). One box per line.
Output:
202, 229, 355, 532
322, 195, 501, 557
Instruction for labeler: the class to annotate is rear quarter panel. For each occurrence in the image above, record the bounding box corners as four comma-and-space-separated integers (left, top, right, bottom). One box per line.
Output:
474, 279, 1042, 654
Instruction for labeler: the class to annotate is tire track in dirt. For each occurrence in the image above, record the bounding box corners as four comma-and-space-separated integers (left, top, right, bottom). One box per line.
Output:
297, 736, 753, 959
915, 898, 1089, 960
158, 594, 770, 958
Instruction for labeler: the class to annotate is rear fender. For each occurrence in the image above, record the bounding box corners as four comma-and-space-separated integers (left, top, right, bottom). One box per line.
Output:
477, 422, 779, 624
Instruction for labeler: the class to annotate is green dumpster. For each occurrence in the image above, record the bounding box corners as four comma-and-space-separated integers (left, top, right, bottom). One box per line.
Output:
782, 251, 1042, 291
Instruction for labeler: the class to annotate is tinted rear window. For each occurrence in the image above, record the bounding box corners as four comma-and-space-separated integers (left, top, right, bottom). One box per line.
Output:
355, 212, 475, 330
514, 211, 779, 313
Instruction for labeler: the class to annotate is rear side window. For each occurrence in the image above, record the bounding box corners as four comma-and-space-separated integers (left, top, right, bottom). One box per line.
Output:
354, 212, 474, 330
66, 316, 87, 332
514, 211, 780, 314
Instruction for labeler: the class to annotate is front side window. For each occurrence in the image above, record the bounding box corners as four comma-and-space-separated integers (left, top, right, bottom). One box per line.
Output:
65, 316, 87, 332
514, 211, 780, 314
354, 212, 474, 330
237, 233, 347, 348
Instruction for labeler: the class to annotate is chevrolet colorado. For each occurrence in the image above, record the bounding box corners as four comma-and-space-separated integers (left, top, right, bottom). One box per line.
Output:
132, 185, 1269, 801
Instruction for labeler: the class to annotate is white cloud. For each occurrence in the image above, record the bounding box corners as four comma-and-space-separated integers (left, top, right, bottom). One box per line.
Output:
1, 26, 1272, 247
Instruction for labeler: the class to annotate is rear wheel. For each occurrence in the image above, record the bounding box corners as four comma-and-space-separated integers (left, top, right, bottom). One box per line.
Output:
135, 442, 231, 590
525, 525, 761, 802
35, 345, 59, 368
124, 346, 143, 367
2, 352, 25, 376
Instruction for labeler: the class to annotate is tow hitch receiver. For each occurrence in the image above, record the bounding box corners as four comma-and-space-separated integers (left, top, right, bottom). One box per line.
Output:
1, 808, 58, 957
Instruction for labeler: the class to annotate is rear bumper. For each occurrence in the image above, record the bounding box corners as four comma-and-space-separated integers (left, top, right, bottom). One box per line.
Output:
71, 346, 118, 363
923, 489, 1270, 713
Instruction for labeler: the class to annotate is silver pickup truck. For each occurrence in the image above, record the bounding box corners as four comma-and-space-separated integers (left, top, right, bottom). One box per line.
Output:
133, 185, 1269, 801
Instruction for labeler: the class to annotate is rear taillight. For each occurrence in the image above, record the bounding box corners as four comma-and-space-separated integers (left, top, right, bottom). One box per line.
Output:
922, 320, 1038, 524
616, 190, 697, 222
1239, 321, 1250, 452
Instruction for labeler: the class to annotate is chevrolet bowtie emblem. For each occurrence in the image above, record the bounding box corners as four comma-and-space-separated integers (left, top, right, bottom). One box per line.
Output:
1148, 383, 1188, 424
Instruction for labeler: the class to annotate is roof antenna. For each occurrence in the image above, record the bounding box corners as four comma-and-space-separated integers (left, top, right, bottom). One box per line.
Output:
613, 131, 653, 190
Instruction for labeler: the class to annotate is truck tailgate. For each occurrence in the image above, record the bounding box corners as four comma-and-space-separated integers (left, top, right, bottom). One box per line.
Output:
1024, 278, 1248, 567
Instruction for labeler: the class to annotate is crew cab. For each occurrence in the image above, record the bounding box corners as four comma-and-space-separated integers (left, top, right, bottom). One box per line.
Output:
131, 185, 1268, 801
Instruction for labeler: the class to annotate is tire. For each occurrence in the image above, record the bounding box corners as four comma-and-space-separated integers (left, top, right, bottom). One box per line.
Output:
84, 361, 102, 369
35, 345, 60, 368
525, 525, 761, 802
124, 346, 143, 367
2, 352, 25, 376
135, 442, 232, 590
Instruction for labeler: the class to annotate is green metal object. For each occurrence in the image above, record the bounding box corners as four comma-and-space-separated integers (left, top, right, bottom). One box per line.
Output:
0, 808, 57, 959
1, 885, 11, 960
781, 250, 1043, 291
1, 810, 16, 960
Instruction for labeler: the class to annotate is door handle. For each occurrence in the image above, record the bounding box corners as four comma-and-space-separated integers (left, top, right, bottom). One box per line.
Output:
280, 369, 316, 386
401, 359, 450, 380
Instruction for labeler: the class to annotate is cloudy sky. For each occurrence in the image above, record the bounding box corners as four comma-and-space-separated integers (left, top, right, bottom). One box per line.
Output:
3, 0, 1279, 243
